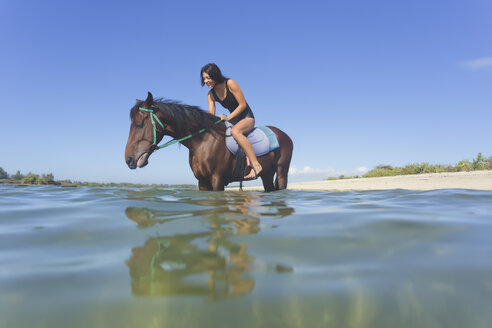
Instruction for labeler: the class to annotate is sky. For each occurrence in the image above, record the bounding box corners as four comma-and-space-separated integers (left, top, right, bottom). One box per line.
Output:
1, 0, 491, 185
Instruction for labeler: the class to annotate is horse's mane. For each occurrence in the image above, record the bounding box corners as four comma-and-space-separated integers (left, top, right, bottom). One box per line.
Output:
130, 98, 223, 136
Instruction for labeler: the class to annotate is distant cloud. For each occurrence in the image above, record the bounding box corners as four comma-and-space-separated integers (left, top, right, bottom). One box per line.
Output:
355, 166, 369, 175
289, 166, 337, 182
463, 57, 492, 70
289, 165, 369, 182
289, 166, 337, 177
289, 166, 335, 175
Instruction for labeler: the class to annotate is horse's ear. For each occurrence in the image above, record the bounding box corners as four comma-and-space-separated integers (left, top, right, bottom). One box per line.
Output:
142, 92, 153, 108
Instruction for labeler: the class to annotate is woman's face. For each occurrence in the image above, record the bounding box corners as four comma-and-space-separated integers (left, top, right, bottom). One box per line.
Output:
202, 72, 215, 88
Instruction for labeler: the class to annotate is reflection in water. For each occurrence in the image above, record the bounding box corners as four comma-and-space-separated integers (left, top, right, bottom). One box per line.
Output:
125, 207, 179, 227
125, 192, 295, 300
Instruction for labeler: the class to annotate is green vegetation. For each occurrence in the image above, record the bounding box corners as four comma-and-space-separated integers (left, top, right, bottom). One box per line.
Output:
325, 153, 492, 180
11, 170, 24, 182
0, 167, 8, 179
325, 174, 361, 180
0, 168, 194, 189
0, 170, 59, 186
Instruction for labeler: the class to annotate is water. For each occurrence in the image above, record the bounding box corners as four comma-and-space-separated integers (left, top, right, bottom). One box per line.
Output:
1, 185, 492, 328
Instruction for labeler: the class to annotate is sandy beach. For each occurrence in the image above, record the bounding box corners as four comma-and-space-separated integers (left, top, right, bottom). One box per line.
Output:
235, 170, 492, 191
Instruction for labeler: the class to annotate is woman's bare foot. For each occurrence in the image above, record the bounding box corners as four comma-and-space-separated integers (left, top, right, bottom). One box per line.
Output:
245, 163, 262, 180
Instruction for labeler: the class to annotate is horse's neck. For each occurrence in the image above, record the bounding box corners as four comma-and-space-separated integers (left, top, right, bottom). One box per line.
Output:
155, 106, 226, 155
182, 128, 224, 152
157, 107, 209, 139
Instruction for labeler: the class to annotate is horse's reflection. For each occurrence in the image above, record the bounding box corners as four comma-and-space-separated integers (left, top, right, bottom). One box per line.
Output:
126, 232, 253, 299
125, 207, 178, 227
125, 193, 293, 299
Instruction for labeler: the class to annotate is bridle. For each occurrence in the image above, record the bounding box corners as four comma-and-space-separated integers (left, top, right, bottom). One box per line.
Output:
138, 107, 166, 147
138, 106, 223, 151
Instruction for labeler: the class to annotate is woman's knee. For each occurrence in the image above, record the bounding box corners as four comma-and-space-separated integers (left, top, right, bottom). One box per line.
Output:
231, 126, 244, 138
231, 119, 253, 137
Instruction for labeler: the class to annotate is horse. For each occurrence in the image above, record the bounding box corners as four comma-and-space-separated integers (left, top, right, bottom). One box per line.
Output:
125, 92, 293, 192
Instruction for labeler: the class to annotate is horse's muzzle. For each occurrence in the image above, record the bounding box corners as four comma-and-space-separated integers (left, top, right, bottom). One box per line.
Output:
126, 156, 137, 169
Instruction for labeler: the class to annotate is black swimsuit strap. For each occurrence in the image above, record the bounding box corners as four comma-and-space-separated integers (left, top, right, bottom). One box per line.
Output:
224, 78, 229, 93
210, 87, 218, 102
221, 79, 229, 101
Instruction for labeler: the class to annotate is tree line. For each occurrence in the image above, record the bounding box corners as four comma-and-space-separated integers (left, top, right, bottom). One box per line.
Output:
0, 168, 193, 188
362, 152, 492, 178
0, 169, 57, 185
328, 152, 492, 180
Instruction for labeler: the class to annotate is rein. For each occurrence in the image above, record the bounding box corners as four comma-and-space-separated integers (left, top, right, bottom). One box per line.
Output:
138, 107, 223, 150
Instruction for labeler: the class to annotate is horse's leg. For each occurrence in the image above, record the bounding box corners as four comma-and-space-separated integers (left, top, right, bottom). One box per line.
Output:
270, 128, 293, 190
275, 148, 292, 190
211, 174, 225, 191
261, 169, 275, 192
276, 164, 289, 190
198, 179, 212, 191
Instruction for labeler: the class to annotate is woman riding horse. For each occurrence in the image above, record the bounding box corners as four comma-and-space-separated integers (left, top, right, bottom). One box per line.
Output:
201, 63, 262, 180
125, 92, 293, 191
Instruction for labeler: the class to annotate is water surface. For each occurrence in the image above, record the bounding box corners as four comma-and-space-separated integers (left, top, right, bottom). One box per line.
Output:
1, 185, 492, 328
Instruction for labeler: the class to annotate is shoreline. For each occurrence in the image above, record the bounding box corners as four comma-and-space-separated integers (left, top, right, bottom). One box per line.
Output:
233, 170, 492, 191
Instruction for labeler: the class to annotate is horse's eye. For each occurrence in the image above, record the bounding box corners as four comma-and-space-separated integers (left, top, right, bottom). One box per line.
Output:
133, 121, 144, 128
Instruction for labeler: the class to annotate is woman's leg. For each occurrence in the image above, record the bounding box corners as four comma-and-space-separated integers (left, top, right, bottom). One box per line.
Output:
230, 118, 263, 179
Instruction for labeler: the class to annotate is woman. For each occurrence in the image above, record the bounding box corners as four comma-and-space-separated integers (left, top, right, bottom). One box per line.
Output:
201, 63, 262, 180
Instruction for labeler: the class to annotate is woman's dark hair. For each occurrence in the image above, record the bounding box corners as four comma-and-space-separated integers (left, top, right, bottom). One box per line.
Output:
200, 63, 227, 86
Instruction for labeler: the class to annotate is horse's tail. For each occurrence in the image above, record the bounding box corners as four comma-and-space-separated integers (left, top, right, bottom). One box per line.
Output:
268, 126, 293, 190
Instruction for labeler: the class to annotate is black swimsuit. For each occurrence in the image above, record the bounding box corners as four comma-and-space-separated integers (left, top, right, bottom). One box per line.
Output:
211, 79, 254, 125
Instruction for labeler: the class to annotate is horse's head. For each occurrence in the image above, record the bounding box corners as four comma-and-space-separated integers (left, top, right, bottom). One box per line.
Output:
125, 92, 164, 169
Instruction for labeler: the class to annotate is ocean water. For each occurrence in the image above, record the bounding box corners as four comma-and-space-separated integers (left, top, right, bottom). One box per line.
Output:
1, 184, 492, 328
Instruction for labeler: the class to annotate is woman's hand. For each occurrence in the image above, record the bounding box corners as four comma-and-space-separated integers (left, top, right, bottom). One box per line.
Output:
218, 114, 229, 121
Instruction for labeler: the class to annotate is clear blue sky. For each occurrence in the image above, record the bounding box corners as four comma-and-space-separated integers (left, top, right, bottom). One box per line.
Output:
1, 0, 491, 184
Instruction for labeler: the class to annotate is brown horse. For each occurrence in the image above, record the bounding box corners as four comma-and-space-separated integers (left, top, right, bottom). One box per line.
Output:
125, 92, 293, 192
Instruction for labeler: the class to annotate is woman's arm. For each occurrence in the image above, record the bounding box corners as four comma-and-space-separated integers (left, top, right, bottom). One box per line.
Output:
207, 91, 216, 115
225, 79, 247, 121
